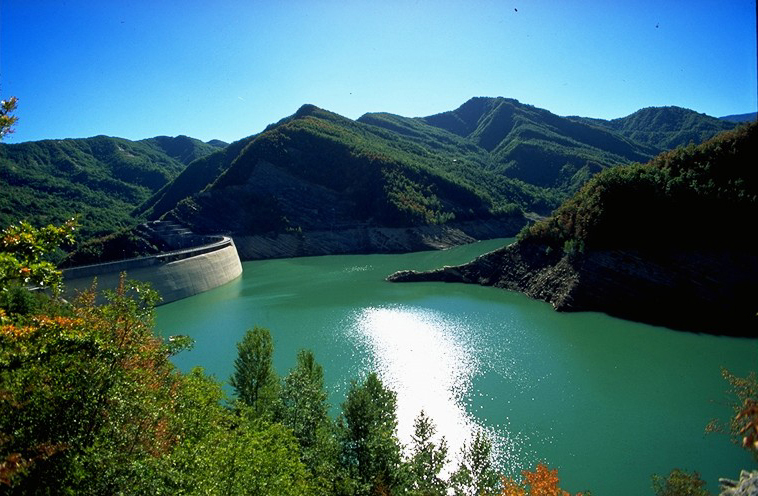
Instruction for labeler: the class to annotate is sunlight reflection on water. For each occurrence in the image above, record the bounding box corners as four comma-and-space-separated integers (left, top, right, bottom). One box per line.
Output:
346, 305, 530, 474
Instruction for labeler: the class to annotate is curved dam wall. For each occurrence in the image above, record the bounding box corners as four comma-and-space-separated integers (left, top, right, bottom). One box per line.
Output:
62, 237, 243, 305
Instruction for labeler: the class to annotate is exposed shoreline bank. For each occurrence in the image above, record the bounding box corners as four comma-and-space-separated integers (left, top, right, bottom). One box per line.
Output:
387, 240, 758, 336
232, 217, 526, 261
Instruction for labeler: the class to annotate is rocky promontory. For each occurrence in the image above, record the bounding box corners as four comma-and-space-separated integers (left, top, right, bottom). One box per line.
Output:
388, 240, 758, 335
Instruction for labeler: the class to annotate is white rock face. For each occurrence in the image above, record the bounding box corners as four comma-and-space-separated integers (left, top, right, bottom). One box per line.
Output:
720, 470, 758, 496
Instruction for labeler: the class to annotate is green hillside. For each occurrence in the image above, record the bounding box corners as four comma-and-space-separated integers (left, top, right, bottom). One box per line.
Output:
159, 104, 547, 235
524, 122, 757, 251
423, 97, 656, 190
1, 98, 739, 252
136, 135, 258, 220
0, 135, 214, 238
570, 106, 736, 151
140, 135, 224, 166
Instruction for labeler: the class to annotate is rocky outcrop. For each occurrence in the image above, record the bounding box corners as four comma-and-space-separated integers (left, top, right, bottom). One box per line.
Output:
233, 217, 526, 260
720, 470, 758, 496
388, 240, 758, 336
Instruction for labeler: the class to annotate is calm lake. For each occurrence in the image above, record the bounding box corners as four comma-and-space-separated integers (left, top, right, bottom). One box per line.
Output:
155, 238, 757, 495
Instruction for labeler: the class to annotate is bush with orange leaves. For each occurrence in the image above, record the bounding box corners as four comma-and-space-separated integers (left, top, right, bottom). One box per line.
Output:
0, 276, 184, 492
501, 463, 588, 496
706, 368, 758, 462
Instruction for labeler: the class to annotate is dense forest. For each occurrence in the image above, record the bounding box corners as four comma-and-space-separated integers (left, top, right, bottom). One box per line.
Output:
142, 99, 735, 240
0, 135, 221, 240
522, 122, 757, 252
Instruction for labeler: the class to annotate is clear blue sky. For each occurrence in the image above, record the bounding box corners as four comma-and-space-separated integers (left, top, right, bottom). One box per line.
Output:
1, 0, 756, 144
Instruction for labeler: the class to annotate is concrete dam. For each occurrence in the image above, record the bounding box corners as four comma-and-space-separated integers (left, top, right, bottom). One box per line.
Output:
62, 222, 243, 305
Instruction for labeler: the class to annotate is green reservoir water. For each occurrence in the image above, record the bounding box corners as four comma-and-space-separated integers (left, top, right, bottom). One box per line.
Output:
155, 239, 757, 495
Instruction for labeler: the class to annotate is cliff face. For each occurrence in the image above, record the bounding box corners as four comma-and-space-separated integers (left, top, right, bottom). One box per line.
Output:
388, 240, 758, 336
233, 217, 526, 260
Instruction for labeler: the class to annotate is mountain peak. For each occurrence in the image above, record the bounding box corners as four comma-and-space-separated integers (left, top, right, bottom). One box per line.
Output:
294, 103, 322, 118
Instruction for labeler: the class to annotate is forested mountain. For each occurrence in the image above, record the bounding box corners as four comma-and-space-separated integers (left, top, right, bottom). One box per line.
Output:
148, 98, 736, 242
422, 97, 656, 189
389, 123, 758, 334
136, 134, 258, 220
0, 135, 220, 239
140, 135, 225, 166
570, 105, 736, 151
719, 111, 757, 123
2, 97, 738, 256
149, 104, 556, 237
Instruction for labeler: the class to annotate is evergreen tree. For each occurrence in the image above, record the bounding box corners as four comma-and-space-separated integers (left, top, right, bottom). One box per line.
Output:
280, 349, 329, 448
229, 326, 279, 417
338, 372, 406, 495
408, 410, 449, 495
651, 468, 710, 496
280, 349, 339, 494
450, 429, 500, 496
0, 96, 17, 140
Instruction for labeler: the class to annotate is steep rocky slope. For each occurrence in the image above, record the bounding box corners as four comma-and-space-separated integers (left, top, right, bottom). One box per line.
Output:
150, 105, 538, 256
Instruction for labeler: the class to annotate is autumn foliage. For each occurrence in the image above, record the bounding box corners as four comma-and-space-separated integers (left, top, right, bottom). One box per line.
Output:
501, 463, 586, 496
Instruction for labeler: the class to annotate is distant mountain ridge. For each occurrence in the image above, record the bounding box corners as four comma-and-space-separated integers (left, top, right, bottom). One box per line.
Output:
719, 112, 757, 123
0, 135, 221, 238
1, 97, 738, 258
146, 98, 735, 241
420, 97, 655, 189
140, 135, 224, 166
570, 105, 737, 150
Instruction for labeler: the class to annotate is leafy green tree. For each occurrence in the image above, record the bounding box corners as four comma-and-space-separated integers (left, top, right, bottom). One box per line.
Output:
280, 349, 339, 493
179, 417, 314, 495
408, 409, 449, 495
450, 429, 500, 496
0, 96, 17, 140
156, 369, 314, 495
651, 468, 711, 496
0, 277, 182, 493
338, 372, 406, 495
0, 219, 76, 299
229, 326, 280, 417
280, 349, 329, 448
